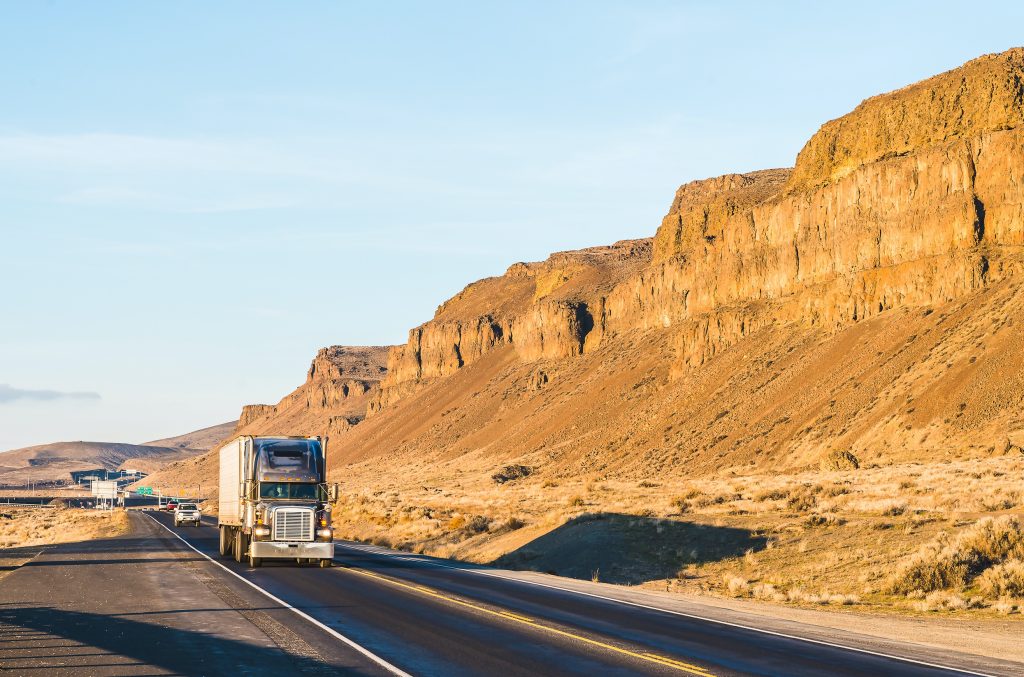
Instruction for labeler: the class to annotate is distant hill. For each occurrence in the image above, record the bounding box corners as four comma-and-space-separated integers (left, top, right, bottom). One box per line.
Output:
0, 441, 193, 486
0, 420, 237, 487
143, 421, 236, 451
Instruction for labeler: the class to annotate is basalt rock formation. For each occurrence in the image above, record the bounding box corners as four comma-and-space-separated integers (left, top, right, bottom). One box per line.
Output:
368, 49, 1024, 406
149, 49, 1024, 498
340, 49, 1024, 481
235, 345, 389, 439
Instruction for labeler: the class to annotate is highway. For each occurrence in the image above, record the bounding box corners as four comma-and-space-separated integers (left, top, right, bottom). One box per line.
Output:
0, 511, 1018, 676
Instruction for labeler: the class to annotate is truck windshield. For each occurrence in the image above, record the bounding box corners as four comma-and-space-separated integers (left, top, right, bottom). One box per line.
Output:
255, 439, 323, 475
178, 504, 197, 511
259, 483, 319, 500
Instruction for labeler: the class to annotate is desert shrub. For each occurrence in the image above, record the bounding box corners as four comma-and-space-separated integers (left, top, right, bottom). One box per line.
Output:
890, 516, 1024, 594
804, 514, 839, 528
754, 488, 789, 502
751, 582, 785, 602
464, 515, 491, 535
568, 495, 585, 508
820, 450, 859, 471
992, 598, 1019, 615
912, 590, 969, 612
722, 574, 749, 597
447, 515, 467, 531
504, 516, 526, 531
881, 502, 907, 517
978, 559, 1024, 598
694, 493, 739, 508
370, 535, 393, 548
822, 484, 850, 497
492, 464, 532, 484
786, 489, 817, 512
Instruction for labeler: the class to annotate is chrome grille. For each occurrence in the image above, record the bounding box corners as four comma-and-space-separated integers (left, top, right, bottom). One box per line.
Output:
273, 508, 314, 542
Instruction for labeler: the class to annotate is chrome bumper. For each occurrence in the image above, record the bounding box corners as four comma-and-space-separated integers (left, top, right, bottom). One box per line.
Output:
250, 541, 334, 559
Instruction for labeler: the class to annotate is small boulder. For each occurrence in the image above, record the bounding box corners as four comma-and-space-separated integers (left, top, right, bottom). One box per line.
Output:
820, 450, 860, 471
492, 464, 533, 484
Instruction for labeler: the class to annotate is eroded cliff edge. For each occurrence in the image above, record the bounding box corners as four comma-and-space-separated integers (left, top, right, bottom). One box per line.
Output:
370, 49, 1024, 413
146, 49, 1024, 494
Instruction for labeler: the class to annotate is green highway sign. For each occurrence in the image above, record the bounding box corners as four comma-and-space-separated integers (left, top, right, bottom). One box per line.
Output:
136, 487, 153, 495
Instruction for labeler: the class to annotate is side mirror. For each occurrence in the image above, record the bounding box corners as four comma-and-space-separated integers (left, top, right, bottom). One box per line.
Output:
328, 483, 340, 502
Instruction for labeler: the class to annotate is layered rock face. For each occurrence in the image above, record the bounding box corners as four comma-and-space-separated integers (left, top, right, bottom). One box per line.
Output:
369, 48, 1024, 404
236, 345, 389, 438
369, 239, 651, 411
147, 49, 1024, 494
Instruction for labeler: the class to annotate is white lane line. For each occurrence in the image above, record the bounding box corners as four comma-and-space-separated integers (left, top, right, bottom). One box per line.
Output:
144, 514, 411, 677
335, 543, 994, 677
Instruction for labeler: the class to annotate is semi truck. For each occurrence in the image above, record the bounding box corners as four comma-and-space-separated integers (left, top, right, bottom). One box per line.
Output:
218, 435, 339, 568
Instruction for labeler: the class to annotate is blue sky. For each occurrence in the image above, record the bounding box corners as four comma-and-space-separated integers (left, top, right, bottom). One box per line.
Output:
2, 2, 1023, 450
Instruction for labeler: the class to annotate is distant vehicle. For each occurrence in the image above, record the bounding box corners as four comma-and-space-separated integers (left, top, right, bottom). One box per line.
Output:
173, 503, 202, 527
164, 501, 178, 511
218, 435, 338, 568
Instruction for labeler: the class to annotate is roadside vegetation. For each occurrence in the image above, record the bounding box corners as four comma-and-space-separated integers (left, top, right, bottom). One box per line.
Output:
332, 454, 1024, 617
0, 507, 129, 549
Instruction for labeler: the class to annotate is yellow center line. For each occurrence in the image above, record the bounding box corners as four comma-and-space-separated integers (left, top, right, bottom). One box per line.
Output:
339, 566, 717, 677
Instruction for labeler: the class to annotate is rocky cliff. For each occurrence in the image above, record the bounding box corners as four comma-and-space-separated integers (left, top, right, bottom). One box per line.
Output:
148, 49, 1024, 499
336, 49, 1024, 483
235, 345, 389, 439
367, 49, 1024, 407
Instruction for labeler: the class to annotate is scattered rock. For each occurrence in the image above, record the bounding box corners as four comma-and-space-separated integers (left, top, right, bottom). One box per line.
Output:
820, 450, 860, 471
492, 464, 533, 484
528, 369, 549, 390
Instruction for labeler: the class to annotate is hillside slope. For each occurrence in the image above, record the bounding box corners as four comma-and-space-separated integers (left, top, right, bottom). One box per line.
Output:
153, 47, 1024, 514
0, 441, 197, 487
142, 345, 391, 493
143, 421, 236, 451
332, 48, 1024, 486
0, 419, 238, 487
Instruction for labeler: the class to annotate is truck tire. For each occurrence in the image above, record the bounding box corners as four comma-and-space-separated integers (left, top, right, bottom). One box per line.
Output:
249, 552, 262, 568
319, 558, 331, 568
234, 529, 248, 564
219, 526, 231, 557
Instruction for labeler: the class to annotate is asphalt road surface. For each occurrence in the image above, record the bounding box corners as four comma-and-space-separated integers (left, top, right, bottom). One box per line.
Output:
0, 511, 1019, 676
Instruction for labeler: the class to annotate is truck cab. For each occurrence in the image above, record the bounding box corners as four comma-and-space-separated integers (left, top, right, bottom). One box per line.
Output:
218, 436, 338, 568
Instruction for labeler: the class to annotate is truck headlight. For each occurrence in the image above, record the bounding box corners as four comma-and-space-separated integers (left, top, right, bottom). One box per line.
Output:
316, 528, 333, 541
253, 526, 271, 538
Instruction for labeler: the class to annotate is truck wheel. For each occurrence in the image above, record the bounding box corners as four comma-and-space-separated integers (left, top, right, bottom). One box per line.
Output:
234, 529, 248, 564
249, 553, 262, 568
319, 559, 331, 568
219, 526, 231, 557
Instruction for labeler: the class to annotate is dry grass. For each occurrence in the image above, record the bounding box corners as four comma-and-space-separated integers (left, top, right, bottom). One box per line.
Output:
328, 455, 1024, 617
890, 516, 1024, 594
0, 507, 130, 549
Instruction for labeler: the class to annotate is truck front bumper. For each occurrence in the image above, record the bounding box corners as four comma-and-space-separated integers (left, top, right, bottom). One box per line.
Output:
250, 541, 334, 560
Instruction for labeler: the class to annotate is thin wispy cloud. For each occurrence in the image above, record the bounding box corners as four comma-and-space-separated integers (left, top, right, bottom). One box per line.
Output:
0, 384, 101, 404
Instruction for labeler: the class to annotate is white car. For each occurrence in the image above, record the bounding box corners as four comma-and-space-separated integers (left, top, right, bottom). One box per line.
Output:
173, 503, 202, 527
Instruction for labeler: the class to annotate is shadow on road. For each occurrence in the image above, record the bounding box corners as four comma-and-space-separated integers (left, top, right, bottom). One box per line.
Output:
491, 512, 768, 584
0, 604, 346, 675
